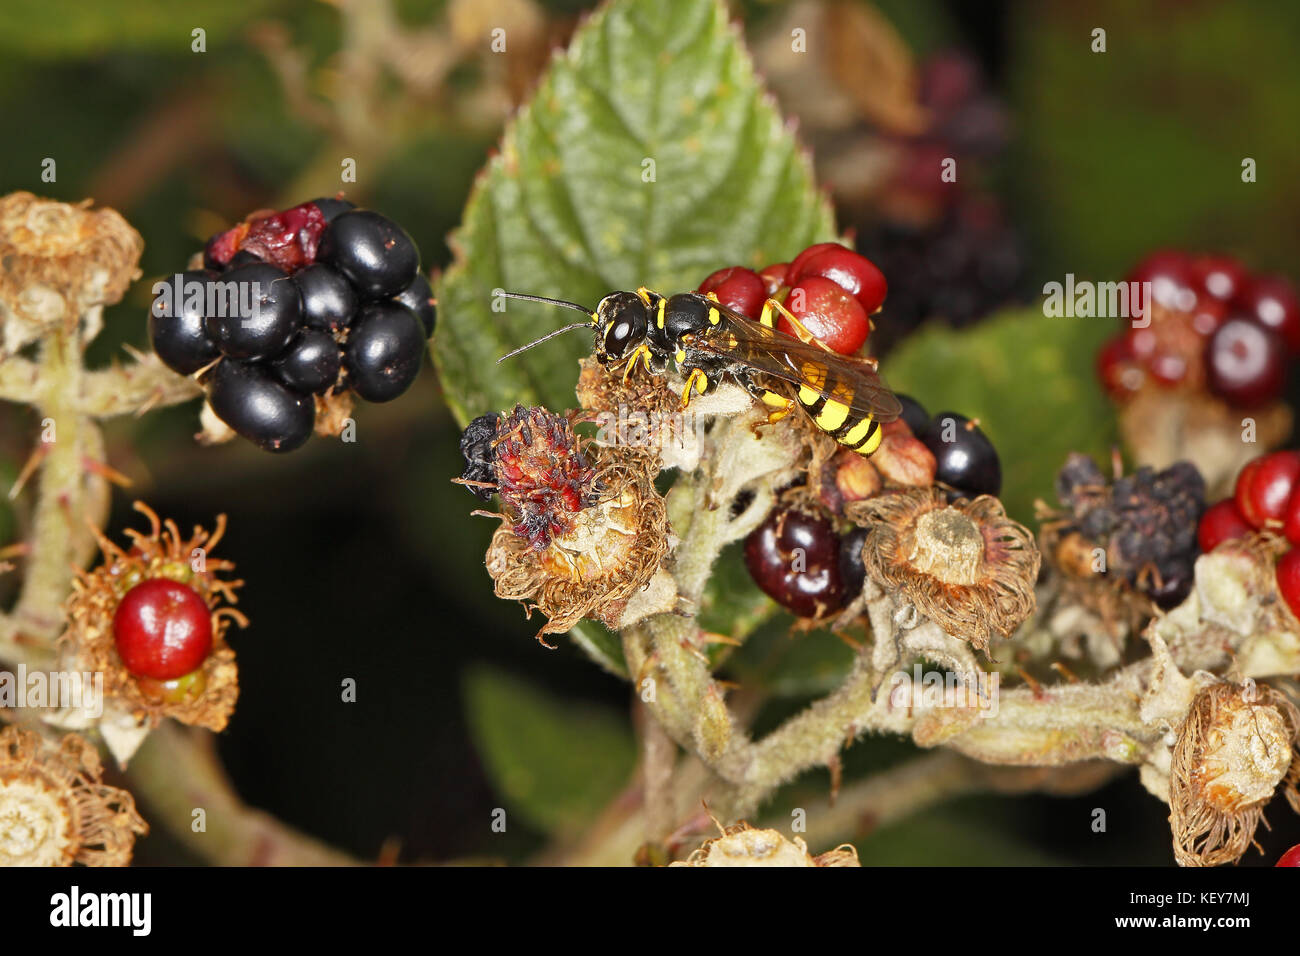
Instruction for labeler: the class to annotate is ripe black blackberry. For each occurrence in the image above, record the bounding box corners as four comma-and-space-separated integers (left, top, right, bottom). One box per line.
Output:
1052, 453, 1205, 608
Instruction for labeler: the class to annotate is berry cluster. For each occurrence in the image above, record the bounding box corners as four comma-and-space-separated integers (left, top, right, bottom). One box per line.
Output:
1052, 454, 1205, 608
150, 197, 436, 453
1198, 449, 1300, 618
1097, 250, 1299, 408
696, 242, 888, 355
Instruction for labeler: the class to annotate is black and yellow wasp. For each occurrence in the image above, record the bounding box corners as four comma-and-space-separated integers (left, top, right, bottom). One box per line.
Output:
498, 287, 901, 456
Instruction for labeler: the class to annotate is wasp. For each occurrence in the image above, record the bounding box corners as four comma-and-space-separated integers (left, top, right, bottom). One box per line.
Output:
497, 287, 901, 456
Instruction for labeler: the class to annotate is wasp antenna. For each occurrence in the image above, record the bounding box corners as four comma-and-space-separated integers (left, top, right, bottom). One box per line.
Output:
497, 320, 594, 363
498, 291, 595, 316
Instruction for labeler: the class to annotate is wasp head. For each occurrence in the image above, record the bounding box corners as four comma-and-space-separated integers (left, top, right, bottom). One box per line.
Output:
594, 291, 649, 362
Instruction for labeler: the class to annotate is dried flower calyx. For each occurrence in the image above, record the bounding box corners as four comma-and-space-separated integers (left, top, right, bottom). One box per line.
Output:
669, 821, 859, 867
848, 488, 1039, 652
460, 405, 669, 644
1042, 453, 1205, 610
1169, 681, 1300, 867
60, 502, 247, 731
0, 726, 147, 866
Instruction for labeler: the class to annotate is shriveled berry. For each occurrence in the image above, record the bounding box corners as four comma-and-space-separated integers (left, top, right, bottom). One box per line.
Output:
203, 262, 302, 360
207, 359, 314, 453
895, 392, 929, 436
343, 302, 425, 402
150, 269, 220, 374
113, 578, 213, 681
310, 196, 356, 223
743, 507, 845, 618
459, 412, 502, 500
1206, 317, 1287, 407
1277, 548, 1300, 620
294, 262, 358, 334
1234, 450, 1300, 528
698, 266, 766, 320
917, 411, 1001, 497
781, 276, 869, 354
393, 273, 437, 337
1277, 844, 1300, 867
238, 201, 328, 272
1234, 274, 1300, 355
317, 210, 419, 300
790, 246, 888, 314
758, 262, 790, 297
273, 329, 341, 395
1188, 255, 1247, 303
1198, 499, 1253, 553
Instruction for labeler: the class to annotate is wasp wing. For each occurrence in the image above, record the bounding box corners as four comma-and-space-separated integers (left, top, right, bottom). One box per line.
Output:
686, 305, 902, 422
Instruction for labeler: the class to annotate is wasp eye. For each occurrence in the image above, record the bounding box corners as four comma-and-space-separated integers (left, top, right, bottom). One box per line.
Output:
598, 293, 648, 359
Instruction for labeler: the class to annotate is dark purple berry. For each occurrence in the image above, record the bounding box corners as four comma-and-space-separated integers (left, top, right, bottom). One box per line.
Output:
310, 196, 357, 223
343, 302, 425, 402
149, 269, 220, 375
918, 411, 1001, 497
743, 507, 845, 618
317, 210, 419, 300
206, 359, 314, 453
894, 393, 929, 436
294, 263, 358, 334
393, 273, 437, 338
273, 330, 342, 395
838, 527, 868, 602
226, 249, 263, 269
202, 263, 302, 361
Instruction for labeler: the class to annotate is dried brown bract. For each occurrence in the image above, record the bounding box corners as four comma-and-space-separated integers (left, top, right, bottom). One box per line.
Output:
0, 726, 147, 866
1169, 681, 1300, 867
60, 501, 247, 731
486, 443, 669, 645
0, 192, 142, 349
849, 488, 1039, 652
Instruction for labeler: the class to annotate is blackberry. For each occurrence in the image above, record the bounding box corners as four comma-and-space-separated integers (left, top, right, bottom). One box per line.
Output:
273, 329, 342, 395
894, 392, 929, 436
343, 302, 425, 402
310, 196, 356, 223
317, 210, 419, 300
459, 412, 502, 500
294, 262, 358, 334
150, 269, 220, 375
206, 359, 315, 453
918, 411, 1001, 497
743, 506, 846, 618
202, 262, 302, 361
393, 273, 437, 338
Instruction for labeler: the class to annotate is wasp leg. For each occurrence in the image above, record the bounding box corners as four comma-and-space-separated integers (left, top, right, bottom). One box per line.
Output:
620, 343, 655, 384
635, 286, 654, 305
679, 368, 709, 408
758, 390, 795, 424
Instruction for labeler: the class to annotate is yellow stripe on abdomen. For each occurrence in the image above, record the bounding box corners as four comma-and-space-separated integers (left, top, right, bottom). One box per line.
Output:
815, 399, 850, 431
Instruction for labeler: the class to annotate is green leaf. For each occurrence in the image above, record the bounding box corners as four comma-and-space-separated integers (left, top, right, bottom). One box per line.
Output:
433, 0, 836, 424
884, 308, 1120, 525
464, 666, 636, 836
724, 620, 855, 699
568, 621, 628, 679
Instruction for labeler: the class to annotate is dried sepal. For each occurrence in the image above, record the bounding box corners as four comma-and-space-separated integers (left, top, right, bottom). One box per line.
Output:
59, 501, 247, 731
1169, 681, 1300, 867
0, 192, 143, 350
848, 488, 1039, 653
0, 726, 147, 866
485, 444, 669, 644
669, 821, 859, 867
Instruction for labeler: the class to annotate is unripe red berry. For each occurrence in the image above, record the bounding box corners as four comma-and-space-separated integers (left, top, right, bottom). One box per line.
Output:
1277, 844, 1300, 867
787, 242, 846, 282
758, 262, 790, 297
698, 266, 766, 320
1096, 333, 1145, 400
1234, 451, 1300, 528
1188, 254, 1247, 303
1197, 499, 1253, 553
1276, 548, 1300, 620
789, 246, 888, 313
1206, 317, 1287, 407
1126, 249, 1196, 312
782, 276, 869, 355
1234, 274, 1300, 355
113, 578, 214, 680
